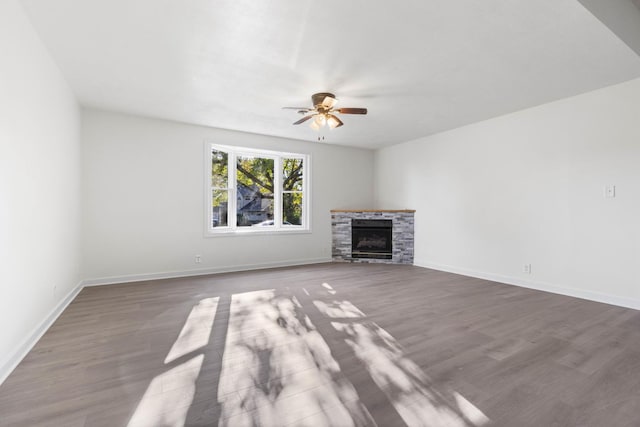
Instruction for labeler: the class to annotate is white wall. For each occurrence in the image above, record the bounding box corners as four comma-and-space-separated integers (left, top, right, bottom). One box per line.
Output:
376, 78, 640, 308
0, 0, 81, 380
81, 109, 374, 282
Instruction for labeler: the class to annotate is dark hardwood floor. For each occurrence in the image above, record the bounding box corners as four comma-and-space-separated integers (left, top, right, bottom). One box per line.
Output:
1, 263, 640, 426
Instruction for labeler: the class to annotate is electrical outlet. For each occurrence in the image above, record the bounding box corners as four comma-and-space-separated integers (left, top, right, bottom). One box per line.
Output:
195, 255, 202, 264
523, 264, 531, 274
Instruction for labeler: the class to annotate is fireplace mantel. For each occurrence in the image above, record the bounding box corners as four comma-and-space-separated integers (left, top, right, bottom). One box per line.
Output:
331, 210, 415, 264
330, 209, 416, 213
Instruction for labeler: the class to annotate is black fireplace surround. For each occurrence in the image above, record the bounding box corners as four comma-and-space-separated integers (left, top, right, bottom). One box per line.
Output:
351, 219, 393, 259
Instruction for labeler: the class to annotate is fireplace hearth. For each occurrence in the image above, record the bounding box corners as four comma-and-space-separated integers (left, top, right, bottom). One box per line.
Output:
351, 219, 392, 259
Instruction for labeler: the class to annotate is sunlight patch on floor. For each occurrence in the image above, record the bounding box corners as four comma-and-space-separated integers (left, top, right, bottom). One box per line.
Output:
314, 300, 365, 319
454, 392, 491, 425
217, 289, 373, 426
165, 297, 219, 364
128, 297, 219, 427
128, 284, 489, 427
318, 283, 490, 427
322, 283, 337, 295
127, 354, 204, 427
333, 321, 487, 427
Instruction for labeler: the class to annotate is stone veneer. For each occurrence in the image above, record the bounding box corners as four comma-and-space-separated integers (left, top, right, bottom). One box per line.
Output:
331, 210, 415, 264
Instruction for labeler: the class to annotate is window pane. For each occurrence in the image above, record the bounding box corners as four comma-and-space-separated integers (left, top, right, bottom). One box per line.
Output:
212, 190, 228, 227
211, 150, 228, 188
283, 158, 304, 192
283, 192, 303, 226
236, 156, 274, 227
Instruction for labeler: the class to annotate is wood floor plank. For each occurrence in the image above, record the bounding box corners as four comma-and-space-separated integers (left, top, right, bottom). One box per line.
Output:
1, 263, 640, 426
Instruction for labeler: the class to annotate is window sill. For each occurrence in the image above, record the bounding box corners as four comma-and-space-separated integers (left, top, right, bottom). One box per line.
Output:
205, 228, 312, 237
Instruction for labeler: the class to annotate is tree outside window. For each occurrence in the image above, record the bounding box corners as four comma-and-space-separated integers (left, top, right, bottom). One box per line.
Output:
282, 158, 304, 226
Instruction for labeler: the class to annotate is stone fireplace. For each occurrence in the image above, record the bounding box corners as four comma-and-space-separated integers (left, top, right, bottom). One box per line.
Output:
331, 210, 415, 264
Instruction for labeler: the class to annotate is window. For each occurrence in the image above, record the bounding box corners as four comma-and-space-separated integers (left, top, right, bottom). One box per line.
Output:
206, 143, 310, 234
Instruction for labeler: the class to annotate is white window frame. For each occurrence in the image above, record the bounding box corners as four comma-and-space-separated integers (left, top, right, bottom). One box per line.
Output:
204, 142, 311, 236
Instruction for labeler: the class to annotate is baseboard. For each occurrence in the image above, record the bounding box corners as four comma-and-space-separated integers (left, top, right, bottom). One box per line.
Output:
414, 259, 640, 311
0, 281, 84, 386
82, 257, 332, 287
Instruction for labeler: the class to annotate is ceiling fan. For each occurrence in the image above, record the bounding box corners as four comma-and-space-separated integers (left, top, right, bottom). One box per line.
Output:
283, 92, 367, 130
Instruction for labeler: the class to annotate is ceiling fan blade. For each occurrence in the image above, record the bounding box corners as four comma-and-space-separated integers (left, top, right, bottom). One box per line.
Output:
337, 107, 367, 114
322, 96, 337, 109
282, 107, 312, 110
293, 114, 316, 125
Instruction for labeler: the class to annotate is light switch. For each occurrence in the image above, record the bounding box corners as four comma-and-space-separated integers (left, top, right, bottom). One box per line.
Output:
604, 185, 616, 198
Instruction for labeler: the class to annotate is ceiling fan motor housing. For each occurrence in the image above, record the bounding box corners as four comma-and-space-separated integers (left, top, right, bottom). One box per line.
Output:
312, 92, 336, 107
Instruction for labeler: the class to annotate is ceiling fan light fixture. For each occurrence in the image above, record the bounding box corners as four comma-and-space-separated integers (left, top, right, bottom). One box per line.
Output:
314, 114, 326, 127
309, 119, 321, 131
327, 114, 343, 129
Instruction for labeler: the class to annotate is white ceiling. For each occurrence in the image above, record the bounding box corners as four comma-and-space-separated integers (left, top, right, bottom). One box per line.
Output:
20, 0, 640, 149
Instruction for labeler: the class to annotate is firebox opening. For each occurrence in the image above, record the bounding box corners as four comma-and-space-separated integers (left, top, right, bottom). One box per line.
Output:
351, 219, 392, 260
